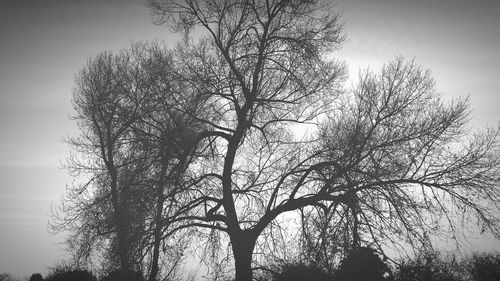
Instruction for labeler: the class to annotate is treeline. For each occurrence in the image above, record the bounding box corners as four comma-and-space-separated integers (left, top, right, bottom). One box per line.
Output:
2, 249, 499, 281
260, 250, 500, 281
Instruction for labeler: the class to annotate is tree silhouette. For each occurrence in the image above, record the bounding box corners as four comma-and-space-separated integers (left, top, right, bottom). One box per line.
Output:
28, 274, 43, 281
51, 42, 206, 280
145, 1, 500, 280
54, 1, 500, 281
299, 57, 500, 266
336, 247, 393, 281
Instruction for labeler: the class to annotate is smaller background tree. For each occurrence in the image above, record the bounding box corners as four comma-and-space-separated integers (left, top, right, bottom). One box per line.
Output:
28, 274, 43, 281
336, 247, 393, 281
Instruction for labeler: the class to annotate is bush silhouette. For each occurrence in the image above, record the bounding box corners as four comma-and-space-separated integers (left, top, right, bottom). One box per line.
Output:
29, 273, 43, 281
0, 273, 19, 281
271, 262, 333, 281
393, 251, 463, 281
254, 260, 333, 281
466, 252, 500, 281
336, 247, 393, 281
102, 269, 144, 281
45, 269, 95, 281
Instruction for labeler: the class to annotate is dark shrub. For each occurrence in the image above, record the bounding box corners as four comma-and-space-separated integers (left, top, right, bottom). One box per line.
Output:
0, 273, 19, 281
466, 252, 500, 281
102, 269, 144, 281
336, 247, 392, 281
29, 273, 43, 281
393, 251, 463, 281
262, 261, 333, 281
45, 269, 96, 281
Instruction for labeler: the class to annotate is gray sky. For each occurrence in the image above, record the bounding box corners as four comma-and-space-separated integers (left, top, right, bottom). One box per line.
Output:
1, 0, 499, 278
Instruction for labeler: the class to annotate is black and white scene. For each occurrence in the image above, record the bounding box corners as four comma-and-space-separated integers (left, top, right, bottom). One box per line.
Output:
1, 0, 500, 281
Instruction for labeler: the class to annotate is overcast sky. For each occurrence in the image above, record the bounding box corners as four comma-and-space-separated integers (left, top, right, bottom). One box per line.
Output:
1, 0, 499, 278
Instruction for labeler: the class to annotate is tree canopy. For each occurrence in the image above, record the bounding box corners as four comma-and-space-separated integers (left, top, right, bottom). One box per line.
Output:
53, 1, 500, 280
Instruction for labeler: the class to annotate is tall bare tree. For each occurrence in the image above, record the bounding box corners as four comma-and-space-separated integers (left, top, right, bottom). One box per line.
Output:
145, 1, 500, 280
55, 1, 500, 281
64, 50, 142, 271
51, 42, 209, 280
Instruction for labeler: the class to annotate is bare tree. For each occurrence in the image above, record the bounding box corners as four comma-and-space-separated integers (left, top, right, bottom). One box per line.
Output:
64, 49, 142, 271
51, 42, 208, 280
145, 1, 500, 281
298, 58, 500, 270
146, 0, 344, 279
132, 43, 212, 281
55, 1, 500, 281
309, 58, 500, 260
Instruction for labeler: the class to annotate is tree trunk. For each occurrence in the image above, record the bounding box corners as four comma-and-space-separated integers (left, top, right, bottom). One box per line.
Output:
231, 231, 256, 281
116, 220, 131, 271
109, 167, 131, 272
148, 195, 164, 281
148, 225, 162, 281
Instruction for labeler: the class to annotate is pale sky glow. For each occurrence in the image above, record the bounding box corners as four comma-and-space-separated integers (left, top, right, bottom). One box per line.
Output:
1, 0, 499, 278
